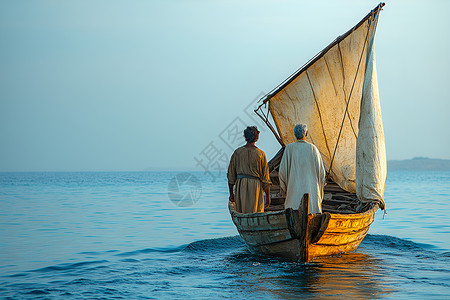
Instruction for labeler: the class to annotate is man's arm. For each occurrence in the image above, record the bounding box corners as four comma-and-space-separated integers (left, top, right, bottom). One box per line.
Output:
260, 152, 272, 209
227, 151, 236, 202
314, 146, 326, 187
279, 148, 288, 196
228, 183, 235, 202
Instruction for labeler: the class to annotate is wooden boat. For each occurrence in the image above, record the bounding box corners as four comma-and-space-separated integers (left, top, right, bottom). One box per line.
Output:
229, 3, 387, 261
229, 188, 378, 261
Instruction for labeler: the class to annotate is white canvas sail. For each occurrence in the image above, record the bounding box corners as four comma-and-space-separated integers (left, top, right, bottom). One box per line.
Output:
257, 4, 386, 205
356, 37, 387, 209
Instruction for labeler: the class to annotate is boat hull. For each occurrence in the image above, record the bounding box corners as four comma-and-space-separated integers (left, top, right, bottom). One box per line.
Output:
229, 199, 377, 261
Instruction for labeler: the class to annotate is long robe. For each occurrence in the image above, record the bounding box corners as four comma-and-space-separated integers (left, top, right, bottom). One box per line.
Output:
227, 146, 271, 213
279, 141, 326, 213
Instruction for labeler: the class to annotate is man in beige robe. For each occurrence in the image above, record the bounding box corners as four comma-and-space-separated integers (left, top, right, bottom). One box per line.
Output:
227, 126, 271, 213
279, 124, 325, 213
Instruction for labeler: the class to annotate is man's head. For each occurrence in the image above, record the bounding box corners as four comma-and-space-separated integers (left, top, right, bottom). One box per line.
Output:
294, 124, 308, 140
244, 126, 260, 143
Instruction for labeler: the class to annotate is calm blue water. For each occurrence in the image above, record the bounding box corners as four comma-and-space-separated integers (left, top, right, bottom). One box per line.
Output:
0, 171, 449, 299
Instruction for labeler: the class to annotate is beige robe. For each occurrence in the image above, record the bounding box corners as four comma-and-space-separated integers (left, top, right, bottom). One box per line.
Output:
279, 141, 326, 213
227, 146, 271, 213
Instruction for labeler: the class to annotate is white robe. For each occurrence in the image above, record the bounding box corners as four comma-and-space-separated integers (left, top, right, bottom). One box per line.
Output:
279, 141, 326, 213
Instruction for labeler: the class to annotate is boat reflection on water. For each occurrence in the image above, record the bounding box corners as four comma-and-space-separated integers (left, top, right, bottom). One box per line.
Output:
226, 250, 394, 298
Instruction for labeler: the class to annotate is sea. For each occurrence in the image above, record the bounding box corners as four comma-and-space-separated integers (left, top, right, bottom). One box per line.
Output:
0, 171, 449, 299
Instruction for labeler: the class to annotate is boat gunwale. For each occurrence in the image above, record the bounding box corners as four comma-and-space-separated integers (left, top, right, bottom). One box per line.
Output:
326, 203, 379, 219
228, 200, 379, 220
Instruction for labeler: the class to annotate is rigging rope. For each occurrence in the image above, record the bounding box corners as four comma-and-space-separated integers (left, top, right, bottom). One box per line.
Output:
326, 13, 375, 180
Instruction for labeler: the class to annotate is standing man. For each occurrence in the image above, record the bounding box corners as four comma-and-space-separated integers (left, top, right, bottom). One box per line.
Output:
279, 124, 326, 213
227, 126, 271, 213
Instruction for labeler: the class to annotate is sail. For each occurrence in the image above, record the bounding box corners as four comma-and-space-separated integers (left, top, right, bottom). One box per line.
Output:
356, 39, 387, 209
257, 4, 385, 195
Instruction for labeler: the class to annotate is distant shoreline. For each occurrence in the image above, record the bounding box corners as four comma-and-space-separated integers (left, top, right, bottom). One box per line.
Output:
387, 157, 450, 171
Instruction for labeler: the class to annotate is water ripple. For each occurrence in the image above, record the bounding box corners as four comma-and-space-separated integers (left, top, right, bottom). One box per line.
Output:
30, 260, 109, 273
115, 245, 187, 257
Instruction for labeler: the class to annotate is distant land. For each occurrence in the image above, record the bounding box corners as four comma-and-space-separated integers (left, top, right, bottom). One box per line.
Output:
388, 157, 450, 171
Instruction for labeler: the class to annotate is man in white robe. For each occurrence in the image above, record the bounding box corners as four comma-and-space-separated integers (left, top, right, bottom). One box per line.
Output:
279, 124, 326, 213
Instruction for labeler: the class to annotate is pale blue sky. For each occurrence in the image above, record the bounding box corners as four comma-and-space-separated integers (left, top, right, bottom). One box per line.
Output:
1, 0, 449, 171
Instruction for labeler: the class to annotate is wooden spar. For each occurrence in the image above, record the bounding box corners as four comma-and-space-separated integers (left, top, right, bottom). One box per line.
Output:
256, 2, 385, 109
284, 194, 309, 260
254, 107, 285, 147
299, 193, 310, 261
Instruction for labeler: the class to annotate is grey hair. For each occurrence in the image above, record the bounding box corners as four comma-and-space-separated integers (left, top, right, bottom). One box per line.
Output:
294, 124, 308, 139
244, 126, 260, 143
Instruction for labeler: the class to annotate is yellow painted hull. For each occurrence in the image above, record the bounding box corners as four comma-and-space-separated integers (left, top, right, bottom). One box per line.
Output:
229, 201, 377, 261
